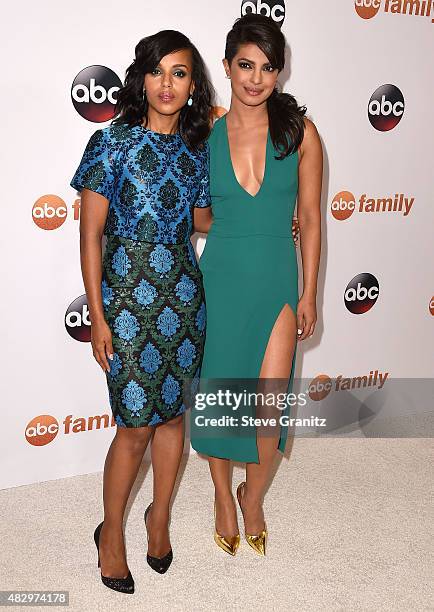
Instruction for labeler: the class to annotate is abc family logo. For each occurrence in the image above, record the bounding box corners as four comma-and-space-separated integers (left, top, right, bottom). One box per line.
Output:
71, 65, 122, 122
308, 369, 389, 400
25, 414, 115, 446
32, 195, 80, 230
368, 84, 404, 131
344, 273, 379, 314
355, 0, 434, 22
241, 0, 285, 25
331, 191, 414, 220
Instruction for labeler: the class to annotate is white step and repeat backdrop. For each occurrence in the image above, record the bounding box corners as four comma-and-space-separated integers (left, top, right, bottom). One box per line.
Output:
1, 0, 433, 488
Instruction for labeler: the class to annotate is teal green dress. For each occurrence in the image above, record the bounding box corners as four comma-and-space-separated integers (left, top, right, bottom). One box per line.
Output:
190, 116, 299, 463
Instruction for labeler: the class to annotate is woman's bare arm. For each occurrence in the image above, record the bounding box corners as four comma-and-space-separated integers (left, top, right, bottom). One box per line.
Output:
193, 207, 213, 234
296, 118, 323, 339
79, 188, 113, 371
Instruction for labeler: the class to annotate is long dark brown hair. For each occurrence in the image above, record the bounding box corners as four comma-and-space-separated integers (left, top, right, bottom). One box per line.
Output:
225, 14, 306, 159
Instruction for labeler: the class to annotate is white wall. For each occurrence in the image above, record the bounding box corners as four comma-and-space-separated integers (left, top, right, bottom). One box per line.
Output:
1, 0, 433, 488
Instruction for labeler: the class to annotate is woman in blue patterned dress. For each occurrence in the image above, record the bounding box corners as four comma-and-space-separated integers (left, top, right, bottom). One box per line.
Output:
71, 31, 213, 592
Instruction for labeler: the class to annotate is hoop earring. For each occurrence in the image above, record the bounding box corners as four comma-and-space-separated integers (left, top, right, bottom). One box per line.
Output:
187, 95, 193, 107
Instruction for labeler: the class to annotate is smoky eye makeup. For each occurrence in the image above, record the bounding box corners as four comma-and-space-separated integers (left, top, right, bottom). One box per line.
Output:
237, 60, 275, 72
149, 69, 188, 79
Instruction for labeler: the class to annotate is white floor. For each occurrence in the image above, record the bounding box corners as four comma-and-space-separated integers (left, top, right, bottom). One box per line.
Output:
1, 438, 433, 611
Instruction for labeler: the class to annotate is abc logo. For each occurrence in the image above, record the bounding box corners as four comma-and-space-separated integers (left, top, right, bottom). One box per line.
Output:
354, 0, 381, 19
331, 191, 356, 221
344, 273, 379, 314
25, 415, 59, 446
32, 195, 67, 230
65, 295, 91, 342
71, 66, 122, 123
429, 297, 434, 316
241, 0, 285, 25
308, 375, 332, 401
368, 84, 405, 132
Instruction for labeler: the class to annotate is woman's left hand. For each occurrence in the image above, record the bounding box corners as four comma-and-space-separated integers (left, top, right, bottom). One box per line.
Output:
296, 294, 317, 340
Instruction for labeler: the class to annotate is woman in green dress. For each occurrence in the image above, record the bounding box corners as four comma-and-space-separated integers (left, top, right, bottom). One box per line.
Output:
191, 14, 322, 555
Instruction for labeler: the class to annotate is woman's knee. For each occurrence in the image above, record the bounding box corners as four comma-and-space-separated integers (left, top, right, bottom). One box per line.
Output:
259, 304, 297, 380
160, 414, 184, 428
115, 425, 151, 452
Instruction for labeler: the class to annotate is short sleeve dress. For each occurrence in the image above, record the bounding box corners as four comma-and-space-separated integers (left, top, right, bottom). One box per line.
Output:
71, 124, 210, 428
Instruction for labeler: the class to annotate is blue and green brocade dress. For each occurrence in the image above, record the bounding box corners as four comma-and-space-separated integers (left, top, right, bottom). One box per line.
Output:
70, 124, 210, 428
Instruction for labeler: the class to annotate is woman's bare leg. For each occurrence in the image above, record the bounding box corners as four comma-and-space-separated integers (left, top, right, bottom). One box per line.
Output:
209, 457, 239, 537
99, 426, 153, 577
241, 304, 297, 534
147, 414, 185, 557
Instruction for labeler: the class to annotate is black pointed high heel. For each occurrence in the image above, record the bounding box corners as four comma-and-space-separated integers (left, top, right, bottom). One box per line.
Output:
93, 522, 135, 594
144, 503, 173, 574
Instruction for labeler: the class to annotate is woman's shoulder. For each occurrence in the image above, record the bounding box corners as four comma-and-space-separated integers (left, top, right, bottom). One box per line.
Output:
81, 124, 137, 157
299, 117, 321, 159
207, 112, 227, 148
302, 117, 318, 136
99, 123, 141, 145
211, 112, 226, 131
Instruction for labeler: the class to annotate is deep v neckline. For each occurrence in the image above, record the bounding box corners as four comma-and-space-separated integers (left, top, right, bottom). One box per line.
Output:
223, 114, 270, 200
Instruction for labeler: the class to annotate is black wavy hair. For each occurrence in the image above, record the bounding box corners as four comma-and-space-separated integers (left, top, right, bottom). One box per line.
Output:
112, 30, 214, 149
225, 14, 306, 159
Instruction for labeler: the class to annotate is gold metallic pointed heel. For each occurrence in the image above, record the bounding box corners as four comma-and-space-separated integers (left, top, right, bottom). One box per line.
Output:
213, 501, 240, 556
236, 482, 267, 556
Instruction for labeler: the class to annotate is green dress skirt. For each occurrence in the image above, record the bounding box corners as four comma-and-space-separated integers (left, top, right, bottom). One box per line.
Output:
190, 116, 299, 463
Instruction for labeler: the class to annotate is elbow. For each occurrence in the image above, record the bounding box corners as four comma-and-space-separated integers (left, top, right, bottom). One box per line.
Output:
79, 231, 104, 248
298, 210, 320, 228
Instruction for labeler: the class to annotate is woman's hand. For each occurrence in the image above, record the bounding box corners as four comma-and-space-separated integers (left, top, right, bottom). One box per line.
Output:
296, 294, 317, 340
91, 318, 114, 373
292, 216, 300, 244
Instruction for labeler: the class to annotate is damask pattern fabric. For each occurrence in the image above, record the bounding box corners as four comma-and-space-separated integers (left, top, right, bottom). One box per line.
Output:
70, 124, 210, 243
70, 124, 210, 427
